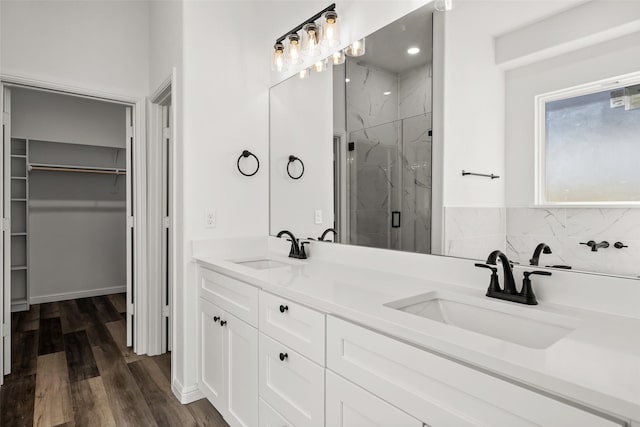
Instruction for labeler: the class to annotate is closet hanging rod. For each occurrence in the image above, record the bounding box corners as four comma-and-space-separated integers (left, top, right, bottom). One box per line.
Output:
28, 163, 126, 175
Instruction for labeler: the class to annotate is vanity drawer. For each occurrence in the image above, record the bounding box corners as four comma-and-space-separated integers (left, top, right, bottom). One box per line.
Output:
259, 333, 324, 427
199, 266, 259, 326
259, 291, 325, 365
259, 398, 294, 427
327, 316, 622, 427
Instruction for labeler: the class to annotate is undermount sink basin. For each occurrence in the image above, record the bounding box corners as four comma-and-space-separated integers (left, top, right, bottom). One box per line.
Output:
234, 259, 291, 270
385, 291, 578, 349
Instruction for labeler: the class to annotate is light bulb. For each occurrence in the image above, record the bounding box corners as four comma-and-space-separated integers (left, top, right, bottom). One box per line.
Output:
271, 42, 286, 72
345, 38, 365, 57
312, 58, 328, 73
286, 34, 301, 65
407, 47, 420, 55
321, 11, 340, 48
299, 68, 310, 79
302, 23, 321, 58
331, 50, 345, 65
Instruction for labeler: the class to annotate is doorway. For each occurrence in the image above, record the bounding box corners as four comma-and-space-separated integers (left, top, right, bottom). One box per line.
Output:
0, 81, 142, 383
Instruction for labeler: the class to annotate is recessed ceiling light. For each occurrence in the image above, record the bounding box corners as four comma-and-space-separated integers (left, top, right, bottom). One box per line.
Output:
345, 78, 350, 83
407, 47, 420, 55
383, 91, 392, 95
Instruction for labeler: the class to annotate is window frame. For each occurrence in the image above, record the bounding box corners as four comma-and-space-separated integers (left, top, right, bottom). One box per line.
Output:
534, 71, 640, 207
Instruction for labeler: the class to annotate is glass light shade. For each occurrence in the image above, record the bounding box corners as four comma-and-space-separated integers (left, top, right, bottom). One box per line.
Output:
312, 58, 328, 73
331, 50, 345, 65
301, 23, 321, 58
299, 68, 311, 79
434, 0, 454, 11
345, 38, 365, 57
286, 34, 302, 65
321, 11, 340, 48
271, 43, 286, 72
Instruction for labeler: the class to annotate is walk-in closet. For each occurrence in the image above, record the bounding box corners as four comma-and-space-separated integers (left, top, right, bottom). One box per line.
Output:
7, 87, 128, 312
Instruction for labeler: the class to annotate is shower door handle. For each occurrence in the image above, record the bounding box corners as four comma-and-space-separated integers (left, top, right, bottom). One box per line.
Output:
391, 211, 401, 228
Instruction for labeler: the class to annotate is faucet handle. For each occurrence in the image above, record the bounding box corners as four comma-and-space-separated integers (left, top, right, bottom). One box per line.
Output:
523, 270, 552, 278
474, 263, 497, 273
299, 241, 310, 259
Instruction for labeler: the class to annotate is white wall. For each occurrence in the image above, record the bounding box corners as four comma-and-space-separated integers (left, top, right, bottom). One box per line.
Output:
270, 71, 334, 239
0, 0, 150, 97
11, 88, 126, 148
439, 2, 505, 208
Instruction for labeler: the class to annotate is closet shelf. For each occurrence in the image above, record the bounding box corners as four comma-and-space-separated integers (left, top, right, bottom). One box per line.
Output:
11, 154, 27, 158
11, 233, 27, 236
28, 162, 127, 176
11, 199, 27, 202
11, 266, 27, 271
11, 176, 27, 180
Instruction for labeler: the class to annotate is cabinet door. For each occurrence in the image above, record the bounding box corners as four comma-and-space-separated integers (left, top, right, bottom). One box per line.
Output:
326, 371, 423, 427
259, 333, 325, 427
223, 311, 258, 427
200, 298, 226, 409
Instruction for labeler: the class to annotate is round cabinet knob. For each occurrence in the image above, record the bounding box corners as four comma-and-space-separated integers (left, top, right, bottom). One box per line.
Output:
220, 320, 227, 327
279, 305, 289, 313
279, 352, 288, 361
213, 316, 220, 322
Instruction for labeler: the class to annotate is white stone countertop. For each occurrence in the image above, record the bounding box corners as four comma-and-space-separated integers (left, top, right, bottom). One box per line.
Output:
193, 249, 640, 422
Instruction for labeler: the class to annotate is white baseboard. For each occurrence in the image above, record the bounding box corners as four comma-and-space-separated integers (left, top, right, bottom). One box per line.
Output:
172, 378, 205, 404
29, 285, 127, 304
11, 299, 29, 312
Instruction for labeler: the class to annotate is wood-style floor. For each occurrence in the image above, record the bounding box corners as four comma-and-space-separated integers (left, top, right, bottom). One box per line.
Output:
0, 294, 229, 427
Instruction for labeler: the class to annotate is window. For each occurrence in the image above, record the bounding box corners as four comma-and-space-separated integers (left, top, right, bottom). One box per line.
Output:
536, 74, 640, 205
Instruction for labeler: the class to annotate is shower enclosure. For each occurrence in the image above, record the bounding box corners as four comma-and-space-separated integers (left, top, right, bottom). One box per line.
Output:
342, 113, 432, 253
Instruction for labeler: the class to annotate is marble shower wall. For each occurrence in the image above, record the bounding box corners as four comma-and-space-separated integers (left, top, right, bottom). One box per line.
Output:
506, 207, 640, 277
346, 59, 433, 253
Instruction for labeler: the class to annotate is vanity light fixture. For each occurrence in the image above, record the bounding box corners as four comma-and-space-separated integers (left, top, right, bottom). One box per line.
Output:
286, 34, 302, 65
345, 38, 366, 57
321, 10, 340, 48
299, 68, 311, 79
331, 50, 345, 65
407, 47, 420, 55
302, 22, 321, 58
271, 42, 286, 72
312, 58, 329, 73
271, 3, 341, 73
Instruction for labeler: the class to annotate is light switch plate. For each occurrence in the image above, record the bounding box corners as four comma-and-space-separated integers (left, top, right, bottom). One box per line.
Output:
314, 209, 323, 225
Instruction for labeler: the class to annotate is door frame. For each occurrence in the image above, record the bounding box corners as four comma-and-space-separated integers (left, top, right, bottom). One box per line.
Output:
147, 71, 177, 355
0, 73, 149, 358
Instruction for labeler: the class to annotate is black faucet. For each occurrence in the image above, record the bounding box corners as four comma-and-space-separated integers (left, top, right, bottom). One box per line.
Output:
318, 228, 337, 242
475, 250, 551, 305
276, 230, 308, 259
580, 240, 609, 252
529, 243, 552, 266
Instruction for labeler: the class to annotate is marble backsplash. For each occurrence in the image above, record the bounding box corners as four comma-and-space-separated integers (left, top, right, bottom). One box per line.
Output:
506, 207, 640, 278
443, 206, 640, 277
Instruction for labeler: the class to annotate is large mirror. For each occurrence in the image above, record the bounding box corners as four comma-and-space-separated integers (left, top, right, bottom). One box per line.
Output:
270, 1, 640, 279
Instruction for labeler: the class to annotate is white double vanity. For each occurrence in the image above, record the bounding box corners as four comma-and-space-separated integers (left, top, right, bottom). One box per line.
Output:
192, 237, 640, 427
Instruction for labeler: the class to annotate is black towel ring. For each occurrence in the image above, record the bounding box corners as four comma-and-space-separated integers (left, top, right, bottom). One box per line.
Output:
287, 155, 305, 180
237, 150, 260, 177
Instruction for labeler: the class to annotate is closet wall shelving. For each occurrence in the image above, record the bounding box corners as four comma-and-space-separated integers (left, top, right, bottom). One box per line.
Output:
9, 137, 126, 312
10, 137, 29, 312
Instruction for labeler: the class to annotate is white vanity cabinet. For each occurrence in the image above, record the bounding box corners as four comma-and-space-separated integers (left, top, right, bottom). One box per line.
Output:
326, 370, 423, 427
327, 316, 624, 427
198, 266, 259, 427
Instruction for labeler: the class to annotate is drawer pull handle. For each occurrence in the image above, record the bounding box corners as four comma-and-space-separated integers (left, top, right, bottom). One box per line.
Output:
213, 316, 220, 322
279, 352, 288, 361
220, 320, 227, 327
279, 304, 289, 313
